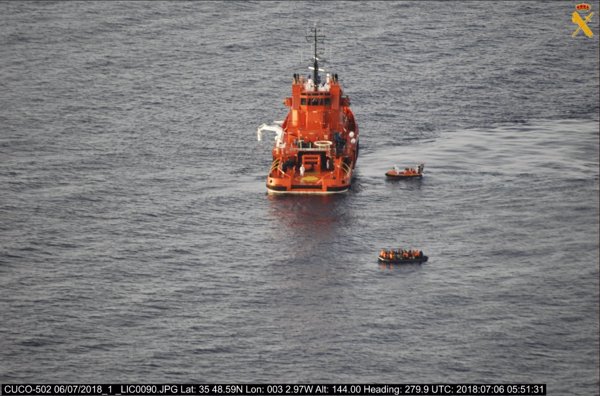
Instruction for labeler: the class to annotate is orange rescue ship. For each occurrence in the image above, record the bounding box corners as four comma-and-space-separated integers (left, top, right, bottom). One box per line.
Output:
257, 26, 359, 194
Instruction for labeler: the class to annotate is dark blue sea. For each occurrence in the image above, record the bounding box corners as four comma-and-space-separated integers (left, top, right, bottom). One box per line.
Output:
1, 1, 599, 394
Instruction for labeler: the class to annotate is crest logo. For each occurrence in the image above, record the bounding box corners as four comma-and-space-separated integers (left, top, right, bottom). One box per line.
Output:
576, 3, 591, 11
572, 3, 594, 38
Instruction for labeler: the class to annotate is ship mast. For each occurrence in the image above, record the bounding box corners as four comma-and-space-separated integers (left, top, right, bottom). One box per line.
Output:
306, 24, 325, 89
313, 27, 320, 85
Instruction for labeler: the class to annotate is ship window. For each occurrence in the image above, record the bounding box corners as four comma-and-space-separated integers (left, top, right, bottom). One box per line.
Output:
301, 96, 330, 106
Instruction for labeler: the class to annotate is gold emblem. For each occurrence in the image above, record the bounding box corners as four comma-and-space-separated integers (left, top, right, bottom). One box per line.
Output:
301, 176, 319, 183
572, 3, 594, 38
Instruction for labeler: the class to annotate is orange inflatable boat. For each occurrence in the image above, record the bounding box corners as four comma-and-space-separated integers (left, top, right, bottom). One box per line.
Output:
385, 164, 424, 179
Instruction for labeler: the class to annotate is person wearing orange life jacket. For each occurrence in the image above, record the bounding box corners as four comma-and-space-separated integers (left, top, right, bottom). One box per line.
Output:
402, 250, 409, 259
380, 249, 386, 258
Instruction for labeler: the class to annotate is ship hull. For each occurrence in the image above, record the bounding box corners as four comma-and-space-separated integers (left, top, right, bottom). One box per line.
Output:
385, 172, 422, 179
266, 170, 353, 195
378, 256, 429, 264
266, 184, 350, 195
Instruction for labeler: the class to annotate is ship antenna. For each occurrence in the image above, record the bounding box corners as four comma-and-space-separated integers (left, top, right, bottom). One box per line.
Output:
313, 26, 319, 85
306, 23, 325, 89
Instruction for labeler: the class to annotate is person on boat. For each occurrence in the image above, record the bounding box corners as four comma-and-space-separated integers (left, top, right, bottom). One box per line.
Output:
282, 158, 295, 171
402, 250, 409, 259
305, 77, 315, 91
299, 164, 305, 176
333, 132, 345, 153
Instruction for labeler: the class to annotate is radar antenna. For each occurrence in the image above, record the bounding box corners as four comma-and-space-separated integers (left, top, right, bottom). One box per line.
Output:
305, 23, 326, 88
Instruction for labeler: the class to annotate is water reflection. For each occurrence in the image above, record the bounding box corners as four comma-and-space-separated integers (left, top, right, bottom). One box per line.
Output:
266, 193, 352, 261
378, 261, 424, 272
267, 194, 348, 230
262, 193, 357, 352
384, 176, 425, 192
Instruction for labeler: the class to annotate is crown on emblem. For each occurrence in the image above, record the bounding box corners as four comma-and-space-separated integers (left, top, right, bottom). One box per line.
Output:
576, 3, 591, 11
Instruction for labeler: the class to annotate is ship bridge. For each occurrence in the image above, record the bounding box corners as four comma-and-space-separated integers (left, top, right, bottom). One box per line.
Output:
281, 73, 352, 140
